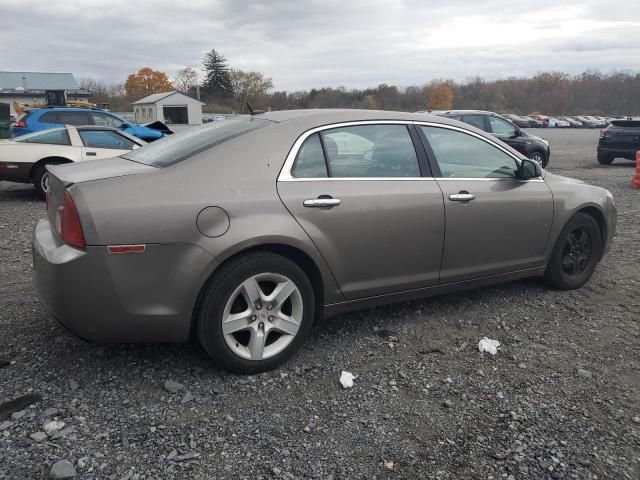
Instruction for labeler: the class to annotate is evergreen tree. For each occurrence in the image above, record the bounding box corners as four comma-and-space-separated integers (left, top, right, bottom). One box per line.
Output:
202, 49, 233, 100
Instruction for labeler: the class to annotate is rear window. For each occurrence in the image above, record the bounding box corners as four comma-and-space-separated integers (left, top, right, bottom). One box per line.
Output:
610, 120, 640, 128
122, 117, 271, 167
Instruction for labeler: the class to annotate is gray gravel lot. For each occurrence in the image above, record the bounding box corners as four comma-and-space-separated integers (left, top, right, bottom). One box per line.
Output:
1, 128, 639, 479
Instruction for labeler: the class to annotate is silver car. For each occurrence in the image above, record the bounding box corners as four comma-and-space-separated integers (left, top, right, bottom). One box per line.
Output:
32, 110, 616, 373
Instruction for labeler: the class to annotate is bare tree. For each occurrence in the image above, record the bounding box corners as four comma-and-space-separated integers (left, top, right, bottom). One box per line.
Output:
173, 67, 199, 95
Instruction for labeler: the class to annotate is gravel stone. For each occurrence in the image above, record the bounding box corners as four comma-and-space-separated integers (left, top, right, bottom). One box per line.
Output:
30, 431, 48, 442
164, 380, 184, 393
49, 459, 76, 479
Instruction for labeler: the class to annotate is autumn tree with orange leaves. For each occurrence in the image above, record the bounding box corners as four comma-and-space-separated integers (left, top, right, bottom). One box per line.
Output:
124, 67, 173, 102
423, 82, 454, 110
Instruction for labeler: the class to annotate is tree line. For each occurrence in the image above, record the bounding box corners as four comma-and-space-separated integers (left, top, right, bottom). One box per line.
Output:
79, 49, 640, 115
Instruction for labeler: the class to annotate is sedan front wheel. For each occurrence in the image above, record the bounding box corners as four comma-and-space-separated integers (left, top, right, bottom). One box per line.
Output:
196, 252, 315, 373
544, 213, 602, 290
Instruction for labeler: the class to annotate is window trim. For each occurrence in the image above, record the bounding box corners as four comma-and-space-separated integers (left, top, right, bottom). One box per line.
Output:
278, 120, 539, 182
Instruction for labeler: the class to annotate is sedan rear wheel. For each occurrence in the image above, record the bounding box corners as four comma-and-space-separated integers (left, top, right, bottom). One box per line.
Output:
544, 213, 602, 290
196, 252, 315, 373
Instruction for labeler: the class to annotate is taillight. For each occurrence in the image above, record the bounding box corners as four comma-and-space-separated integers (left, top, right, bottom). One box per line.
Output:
12, 121, 26, 128
55, 191, 85, 249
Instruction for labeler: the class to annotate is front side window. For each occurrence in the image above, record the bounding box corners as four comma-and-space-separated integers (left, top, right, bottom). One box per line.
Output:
58, 111, 91, 126
79, 130, 137, 150
421, 126, 518, 178
489, 116, 517, 137
91, 112, 123, 128
291, 133, 328, 178
318, 124, 420, 178
16, 128, 70, 145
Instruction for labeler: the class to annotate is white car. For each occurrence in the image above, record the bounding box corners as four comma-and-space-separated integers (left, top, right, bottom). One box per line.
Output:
548, 117, 571, 128
0, 125, 145, 198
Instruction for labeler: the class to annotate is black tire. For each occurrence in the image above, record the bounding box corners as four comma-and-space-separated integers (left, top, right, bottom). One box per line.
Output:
597, 152, 614, 165
528, 150, 548, 168
196, 252, 315, 373
544, 213, 602, 290
32, 164, 50, 200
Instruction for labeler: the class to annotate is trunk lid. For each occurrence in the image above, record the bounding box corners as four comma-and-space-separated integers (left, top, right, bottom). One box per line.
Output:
46, 157, 156, 244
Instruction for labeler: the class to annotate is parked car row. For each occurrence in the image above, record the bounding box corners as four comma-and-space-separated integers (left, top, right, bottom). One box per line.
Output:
501, 114, 623, 128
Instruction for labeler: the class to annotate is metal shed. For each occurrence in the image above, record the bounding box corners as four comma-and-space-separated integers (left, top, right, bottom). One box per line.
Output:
131, 91, 205, 126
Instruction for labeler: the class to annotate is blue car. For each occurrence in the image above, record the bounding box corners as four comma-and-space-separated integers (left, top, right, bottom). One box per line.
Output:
11, 108, 166, 142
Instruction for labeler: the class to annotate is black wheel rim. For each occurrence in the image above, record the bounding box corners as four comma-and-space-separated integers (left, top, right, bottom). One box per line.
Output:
560, 227, 593, 278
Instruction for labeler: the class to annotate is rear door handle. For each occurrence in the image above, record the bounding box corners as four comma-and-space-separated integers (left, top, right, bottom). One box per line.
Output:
86, 152, 97, 156
449, 193, 475, 202
303, 198, 341, 208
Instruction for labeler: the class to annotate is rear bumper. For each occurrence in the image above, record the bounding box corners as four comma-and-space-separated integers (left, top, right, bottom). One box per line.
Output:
597, 146, 638, 160
32, 219, 218, 343
0, 162, 32, 183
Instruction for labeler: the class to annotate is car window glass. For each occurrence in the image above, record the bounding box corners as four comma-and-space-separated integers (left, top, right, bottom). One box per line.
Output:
39, 112, 59, 124
18, 128, 70, 145
91, 112, 123, 128
291, 133, 328, 178
421, 126, 518, 178
58, 111, 91, 126
123, 117, 270, 167
489, 116, 517, 136
79, 130, 136, 150
463, 115, 486, 130
321, 125, 420, 178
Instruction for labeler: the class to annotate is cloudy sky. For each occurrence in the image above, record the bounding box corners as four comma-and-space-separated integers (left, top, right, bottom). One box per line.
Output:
1, 0, 640, 91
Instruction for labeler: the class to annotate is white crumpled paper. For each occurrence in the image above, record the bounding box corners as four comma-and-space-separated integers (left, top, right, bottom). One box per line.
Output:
478, 337, 501, 355
339, 371, 355, 388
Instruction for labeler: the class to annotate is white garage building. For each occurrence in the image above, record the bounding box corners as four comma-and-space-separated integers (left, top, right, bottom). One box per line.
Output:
132, 91, 205, 126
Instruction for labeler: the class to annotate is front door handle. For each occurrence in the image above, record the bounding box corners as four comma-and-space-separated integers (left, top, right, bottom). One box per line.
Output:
86, 152, 97, 156
303, 197, 341, 208
449, 192, 475, 202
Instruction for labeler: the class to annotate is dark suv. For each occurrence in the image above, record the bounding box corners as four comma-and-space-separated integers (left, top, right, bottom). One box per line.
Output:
597, 119, 640, 164
434, 110, 551, 167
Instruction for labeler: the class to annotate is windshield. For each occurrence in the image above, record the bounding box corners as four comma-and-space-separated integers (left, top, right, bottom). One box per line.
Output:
122, 117, 271, 167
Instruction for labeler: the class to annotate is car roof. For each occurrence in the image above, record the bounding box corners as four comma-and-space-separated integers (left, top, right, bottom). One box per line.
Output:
435, 110, 496, 116
256, 108, 456, 124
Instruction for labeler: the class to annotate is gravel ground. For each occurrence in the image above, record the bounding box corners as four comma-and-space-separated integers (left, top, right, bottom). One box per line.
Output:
1, 129, 639, 479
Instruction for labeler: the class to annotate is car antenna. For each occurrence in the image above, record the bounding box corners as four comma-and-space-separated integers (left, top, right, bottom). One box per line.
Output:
245, 102, 265, 115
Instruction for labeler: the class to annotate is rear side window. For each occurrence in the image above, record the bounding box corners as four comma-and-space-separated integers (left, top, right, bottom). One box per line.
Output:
17, 128, 70, 145
79, 130, 137, 150
462, 115, 486, 131
291, 133, 328, 178
57, 111, 91, 126
322, 125, 420, 178
39, 112, 59, 124
123, 117, 270, 167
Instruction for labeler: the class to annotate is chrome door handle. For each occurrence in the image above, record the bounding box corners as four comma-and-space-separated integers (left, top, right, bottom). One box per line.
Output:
449, 193, 475, 202
303, 198, 341, 208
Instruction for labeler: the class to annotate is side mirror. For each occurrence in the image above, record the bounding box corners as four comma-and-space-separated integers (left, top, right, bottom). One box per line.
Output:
519, 158, 542, 179
120, 123, 131, 130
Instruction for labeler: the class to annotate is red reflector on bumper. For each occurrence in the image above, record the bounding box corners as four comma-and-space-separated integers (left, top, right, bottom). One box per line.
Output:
107, 245, 146, 254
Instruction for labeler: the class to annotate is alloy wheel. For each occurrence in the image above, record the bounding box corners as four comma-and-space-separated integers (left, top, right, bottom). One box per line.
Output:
40, 171, 50, 194
560, 227, 593, 278
221, 273, 303, 361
